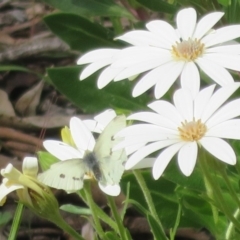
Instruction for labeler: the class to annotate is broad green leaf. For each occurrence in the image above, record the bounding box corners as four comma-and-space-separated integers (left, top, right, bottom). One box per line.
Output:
44, 13, 122, 52
42, 0, 134, 19
37, 151, 59, 171
162, 159, 205, 192
136, 0, 177, 14
47, 66, 150, 113
60, 204, 91, 215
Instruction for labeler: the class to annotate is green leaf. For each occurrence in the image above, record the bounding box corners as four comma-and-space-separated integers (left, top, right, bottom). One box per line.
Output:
44, 13, 122, 52
122, 170, 179, 228
218, 0, 230, 7
147, 214, 167, 240
136, 0, 177, 14
47, 66, 150, 113
37, 151, 59, 171
42, 0, 134, 19
0, 211, 12, 226
105, 231, 121, 240
60, 204, 92, 215
0, 65, 31, 72
162, 159, 205, 192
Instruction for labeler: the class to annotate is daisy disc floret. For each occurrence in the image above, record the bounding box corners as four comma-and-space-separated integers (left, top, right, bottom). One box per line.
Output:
38, 109, 127, 196
114, 83, 240, 179
77, 8, 240, 99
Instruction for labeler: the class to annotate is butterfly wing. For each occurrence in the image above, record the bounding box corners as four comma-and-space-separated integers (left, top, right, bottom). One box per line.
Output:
38, 159, 87, 192
94, 115, 127, 185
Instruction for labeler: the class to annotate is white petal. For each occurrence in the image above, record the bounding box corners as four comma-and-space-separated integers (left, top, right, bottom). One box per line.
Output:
79, 59, 113, 80
177, 8, 197, 40
180, 62, 200, 99
125, 142, 147, 155
22, 157, 38, 177
154, 62, 185, 99
111, 46, 164, 67
194, 85, 215, 120
203, 53, 240, 71
200, 137, 236, 165
132, 60, 182, 98
148, 101, 183, 126
77, 49, 120, 64
206, 44, 240, 54
114, 57, 164, 81
153, 142, 185, 179
206, 99, 240, 128
131, 158, 156, 169
43, 140, 83, 160
70, 117, 95, 151
174, 88, 193, 122
178, 142, 198, 176
193, 12, 224, 39
98, 183, 121, 196
98, 67, 123, 88
206, 119, 240, 139
115, 30, 167, 48
202, 25, 240, 47
116, 124, 161, 137
201, 83, 240, 123
0, 180, 24, 204
94, 109, 117, 129
196, 57, 234, 86
125, 140, 178, 170
127, 112, 178, 129
83, 110, 116, 133
146, 20, 179, 47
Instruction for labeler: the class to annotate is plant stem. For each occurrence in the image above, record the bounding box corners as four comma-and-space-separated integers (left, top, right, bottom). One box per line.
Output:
8, 202, 24, 240
53, 216, 85, 240
78, 189, 118, 231
106, 195, 130, 240
133, 170, 168, 240
226, 208, 240, 240
83, 182, 107, 240
110, 17, 123, 34
199, 150, 240, 230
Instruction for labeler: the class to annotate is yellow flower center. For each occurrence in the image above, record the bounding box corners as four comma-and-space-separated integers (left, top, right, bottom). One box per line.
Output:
178, 119, 207, 142
171, 38, 205, 62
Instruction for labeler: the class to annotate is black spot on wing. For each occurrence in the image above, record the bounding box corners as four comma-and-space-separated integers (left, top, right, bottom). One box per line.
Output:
60, 174, 65, 178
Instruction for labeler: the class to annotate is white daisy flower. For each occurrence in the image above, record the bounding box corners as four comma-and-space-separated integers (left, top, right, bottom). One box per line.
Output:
114, 83, 240, 179
77, 8, 240, 99
38, 110, 127, 196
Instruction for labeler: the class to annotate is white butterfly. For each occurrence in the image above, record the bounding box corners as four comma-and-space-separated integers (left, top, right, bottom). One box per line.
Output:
38, 115, 127, 196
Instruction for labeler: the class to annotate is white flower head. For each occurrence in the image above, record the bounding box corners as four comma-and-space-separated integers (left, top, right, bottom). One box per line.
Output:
38, 109, 127, 196
77, 8, 240, 99
0, 157, 46, 206
114, 83, 240, 179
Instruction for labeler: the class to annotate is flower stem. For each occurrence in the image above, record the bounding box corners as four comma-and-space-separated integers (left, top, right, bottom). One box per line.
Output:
225, 208, 240, 240
52, 215, 85, 240
8, 202, 24, 240
133, 170, 168, 240
199, 150, 240, 230
106, 195, 130, 240
78, 188, 118, 231
83, 182, 108, 240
